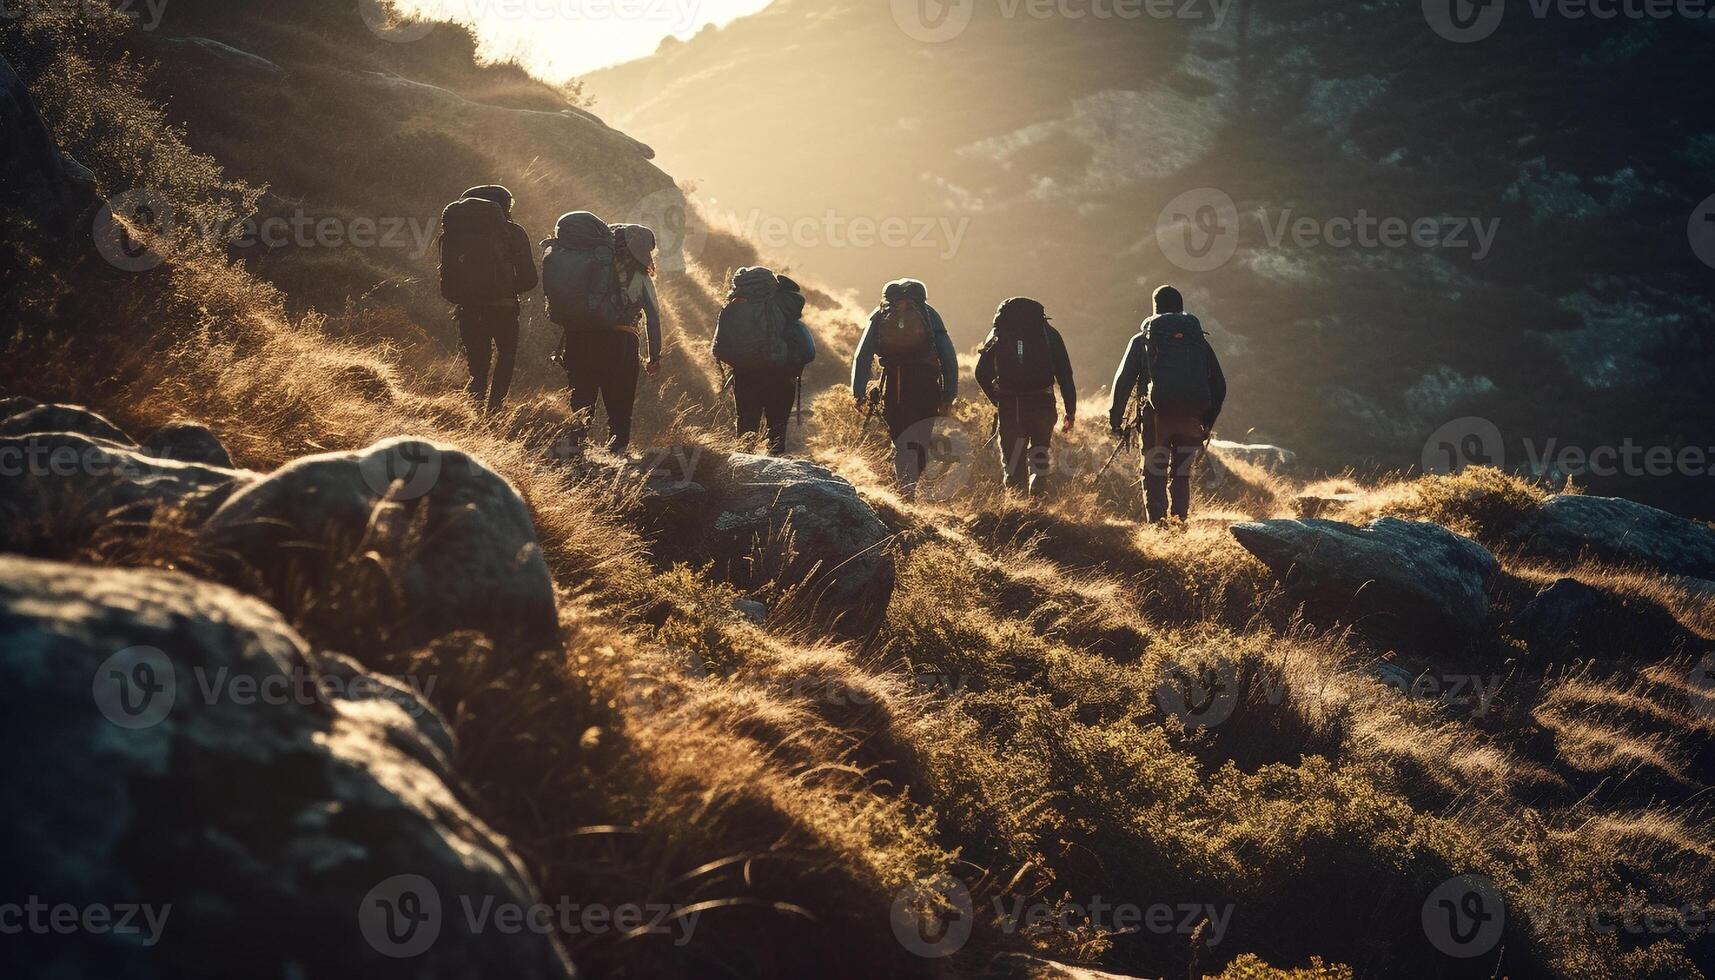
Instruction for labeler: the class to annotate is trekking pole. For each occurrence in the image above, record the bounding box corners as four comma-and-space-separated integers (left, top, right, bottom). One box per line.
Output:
1092, 390, 1142, 485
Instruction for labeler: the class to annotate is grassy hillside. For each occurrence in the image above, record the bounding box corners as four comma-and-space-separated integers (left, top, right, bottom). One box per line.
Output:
585, 0, 1715, 517
5, 6, 1715, 980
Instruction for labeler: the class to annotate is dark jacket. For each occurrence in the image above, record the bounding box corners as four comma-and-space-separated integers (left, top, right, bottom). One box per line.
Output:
850, 303, 958, 401
1108, 313, 1226, 430
975, 323, 1077, 418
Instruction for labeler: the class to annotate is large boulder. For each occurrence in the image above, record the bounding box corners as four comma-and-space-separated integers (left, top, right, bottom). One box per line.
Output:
1231, 517, 1500, 644
1, 53, 99, 226
1509, 494, 1715, 580
0, 556, 575, 979
201, 437, 557, 652
0, 431, 255, 552
1509, 576, 1711, 661
0, 401, 136, 445
638, 451, 895, 635
140, 421, 234, 468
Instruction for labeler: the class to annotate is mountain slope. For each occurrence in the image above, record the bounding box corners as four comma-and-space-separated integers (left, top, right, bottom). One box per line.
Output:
587, 0, 1715, 514
4, 6, 1715, 980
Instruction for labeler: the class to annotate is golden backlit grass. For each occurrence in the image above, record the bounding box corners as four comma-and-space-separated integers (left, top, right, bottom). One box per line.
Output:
6, 10, 1715, 979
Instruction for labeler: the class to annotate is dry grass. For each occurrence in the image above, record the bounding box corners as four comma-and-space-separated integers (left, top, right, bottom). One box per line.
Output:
5, 9, 1714, 980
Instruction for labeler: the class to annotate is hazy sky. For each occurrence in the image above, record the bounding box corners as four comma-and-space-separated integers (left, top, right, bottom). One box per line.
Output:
390, 0, 773, 77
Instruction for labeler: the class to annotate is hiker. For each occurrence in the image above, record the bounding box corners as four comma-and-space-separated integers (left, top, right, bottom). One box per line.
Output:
439, 184, 538, 414
712, 268, 816, 455
542, 213, 663, 453
1108, 286, 1226, 523
975, 297, 1077, 497
849, 278, 959, 498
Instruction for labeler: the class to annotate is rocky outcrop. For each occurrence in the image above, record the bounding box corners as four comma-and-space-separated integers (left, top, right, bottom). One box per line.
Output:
1509, 576, 1711, 661
201, 437, 557, 652
0, 401, 136, 445
0, 556, 574, 979
1231, 517, 1499, 644
638, 450, 895, 635
140, 421, 234, 468
0, 431, 255, 552
1, 53, 98, 226
1509, 494, 1715, 581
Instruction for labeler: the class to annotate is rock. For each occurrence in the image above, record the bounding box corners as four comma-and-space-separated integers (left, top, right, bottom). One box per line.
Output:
1209, 439, 1298, 472
636, 451, 896, 635
1, 53, 98, 225
0, 431, 255, 552
1510, 576, 1710, 661
1231, 517, 1499, 644
0, 395, 38, 418
1509, 494, 1715, 581
201, 437, 557, 652
0, 556, 575, 979
140, 421, 234, 468
0, 401, 136, 445
732, 598, 768, 624
1295, 490, 1363, 519
709, 454, 896, 635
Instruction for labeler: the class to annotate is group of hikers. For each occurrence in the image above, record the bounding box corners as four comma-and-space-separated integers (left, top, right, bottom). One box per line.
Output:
439, 185, 1225, 523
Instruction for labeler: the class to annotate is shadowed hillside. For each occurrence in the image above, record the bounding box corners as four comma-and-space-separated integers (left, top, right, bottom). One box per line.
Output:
4, 5, 1715, 980
586, 0, 1715, 516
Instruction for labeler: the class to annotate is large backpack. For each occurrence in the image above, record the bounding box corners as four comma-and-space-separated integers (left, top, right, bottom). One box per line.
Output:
992, 316, 1056, 394
872, 278, 938, 364
439, 197, 513, 306
542, 212, 635, 329
1143, 313, 1214, 416
713, 267, 792, 371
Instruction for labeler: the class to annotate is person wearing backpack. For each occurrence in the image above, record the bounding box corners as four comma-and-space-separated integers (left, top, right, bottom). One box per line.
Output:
849, 278, 959, 498
712, 267, 816, 455
975, 297, 1077, 497
1108, 285, 1227, 523
542, 213, 663, 453
439, 185, 538, 415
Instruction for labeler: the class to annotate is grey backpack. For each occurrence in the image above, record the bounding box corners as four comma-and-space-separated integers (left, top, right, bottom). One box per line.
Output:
542, 212, 632, 329
713, 267, 792, 371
